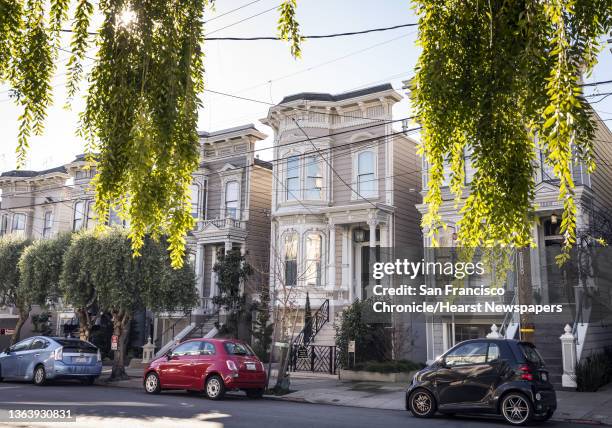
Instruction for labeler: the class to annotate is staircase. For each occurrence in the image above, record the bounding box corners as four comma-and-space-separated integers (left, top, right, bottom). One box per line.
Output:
532, 309, 574, 389
153, 312, 219, 359
292, 299, 330, 347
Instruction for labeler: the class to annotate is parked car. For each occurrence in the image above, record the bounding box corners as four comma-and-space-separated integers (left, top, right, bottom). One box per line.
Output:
406, 338, 557, 426
143, 338, 266, 400
0, 336, 102, 385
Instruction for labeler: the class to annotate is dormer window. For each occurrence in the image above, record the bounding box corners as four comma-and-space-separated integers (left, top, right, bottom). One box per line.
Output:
305, 156, 323, 200
356, 150, 377, 198
286, 155, 300, 200
225, 181, 239, 219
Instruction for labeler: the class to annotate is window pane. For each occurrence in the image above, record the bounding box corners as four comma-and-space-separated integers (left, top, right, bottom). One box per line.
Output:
284, 234, 298, 286
73, 202, 84, 231
189, 184, 199, 217
286, 156, 300, 200
305, 233, 322, 286
358, 173, 376, 197
305, 156, 323, 200
358, 151, 374, 174
13, 213, 26, 231
446, 342, 488, 366
173, 341, 201, 356
357, 151, 376, 197
43, 211, 53, 237
487, 343, 500, 362
225, 181, 239, 219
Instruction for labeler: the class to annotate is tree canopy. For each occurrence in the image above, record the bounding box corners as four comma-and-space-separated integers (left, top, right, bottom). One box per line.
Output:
0, 236, 31, 342
0, 0, 301, 268
412, 0, 612, 260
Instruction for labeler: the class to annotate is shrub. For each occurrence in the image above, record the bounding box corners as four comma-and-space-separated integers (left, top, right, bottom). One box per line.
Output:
575, 347, 612, 392
352, 359, 424, 373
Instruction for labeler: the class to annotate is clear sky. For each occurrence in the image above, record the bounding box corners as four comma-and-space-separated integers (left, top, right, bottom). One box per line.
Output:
0, 0, 611, 172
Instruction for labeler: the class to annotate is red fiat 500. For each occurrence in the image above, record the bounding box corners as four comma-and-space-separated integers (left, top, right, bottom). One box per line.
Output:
143, 338, 266, 400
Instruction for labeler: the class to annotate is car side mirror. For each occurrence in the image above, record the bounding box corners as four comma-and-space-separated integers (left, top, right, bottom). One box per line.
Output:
438, 359, 449, 368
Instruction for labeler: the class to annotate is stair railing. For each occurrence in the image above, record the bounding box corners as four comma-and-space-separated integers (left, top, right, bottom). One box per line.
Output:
154, 311, 192, 350
292, 299, 330, 346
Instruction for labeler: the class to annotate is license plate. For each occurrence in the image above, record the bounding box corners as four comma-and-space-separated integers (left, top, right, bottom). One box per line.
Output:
246, 363, 257, 371
75, 357, 87, 363
541, 372, 548, 381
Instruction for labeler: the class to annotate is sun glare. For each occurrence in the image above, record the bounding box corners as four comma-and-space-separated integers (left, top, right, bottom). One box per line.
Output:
117, 8, 137, 28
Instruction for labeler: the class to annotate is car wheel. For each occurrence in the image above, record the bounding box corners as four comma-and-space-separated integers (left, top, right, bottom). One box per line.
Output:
246, 388, 264, 399
501, 392, 534, 426
205, 375, 225, 400
81, 376, 96, 385
33, 365, 46, 386
408, 389, 436, 418
144, 372, 161, 394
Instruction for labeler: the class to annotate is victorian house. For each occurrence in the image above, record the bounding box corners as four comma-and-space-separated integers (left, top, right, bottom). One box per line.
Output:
415, 106, 612, 387
261, 84, 423, 359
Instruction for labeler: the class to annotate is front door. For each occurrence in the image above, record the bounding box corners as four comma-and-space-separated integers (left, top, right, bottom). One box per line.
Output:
437, 341, 494, 406
355, 243, 380, 300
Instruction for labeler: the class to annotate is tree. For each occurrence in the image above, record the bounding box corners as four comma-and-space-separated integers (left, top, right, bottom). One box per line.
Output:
19, 232, 72, 311
60, 231, 100, 341
303, 291, 312, 344
0, 0, 301, 268
251, 283, 274, 362
412, 1, 612, 261
0, 236, 31, 344
91, 229, 197, 380
212, 248, 253, 339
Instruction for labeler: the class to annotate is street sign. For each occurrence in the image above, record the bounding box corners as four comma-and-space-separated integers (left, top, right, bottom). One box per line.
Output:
111, 335, 118, 351
297, 346, 308, 359
274, 341, 289, 348
348, 340, 355, 353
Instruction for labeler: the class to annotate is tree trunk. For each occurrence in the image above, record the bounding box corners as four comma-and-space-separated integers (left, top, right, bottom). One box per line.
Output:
109, 310, 131, 381
10, 305, 30, 345
77, 308, 92, 341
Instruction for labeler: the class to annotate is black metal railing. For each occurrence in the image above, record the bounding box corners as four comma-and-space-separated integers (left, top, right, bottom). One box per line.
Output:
293, 299, 329, 346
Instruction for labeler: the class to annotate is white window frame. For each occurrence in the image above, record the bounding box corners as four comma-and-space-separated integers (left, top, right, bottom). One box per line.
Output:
352, 149, 378, 200
285, 154, 301, 201
224, 180, 240, 220
219, 166, 243, 220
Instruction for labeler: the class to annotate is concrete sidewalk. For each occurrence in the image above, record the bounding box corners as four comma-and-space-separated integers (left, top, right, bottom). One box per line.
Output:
96, 366, 612, 425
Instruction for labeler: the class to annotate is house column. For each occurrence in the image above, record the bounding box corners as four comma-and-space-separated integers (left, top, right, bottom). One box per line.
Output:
209, 246, 218, 298
195, 243, 205, 308
368, 218, 378, 249
225, 239, 232, 253
327, 222, 336, 291
342, 226, 351, 300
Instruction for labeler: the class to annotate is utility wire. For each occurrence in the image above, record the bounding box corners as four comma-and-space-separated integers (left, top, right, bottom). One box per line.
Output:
204, 0, 264, 24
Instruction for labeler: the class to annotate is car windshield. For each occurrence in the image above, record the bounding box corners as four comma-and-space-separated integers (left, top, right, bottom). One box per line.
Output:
519, 343, 544, 365
224, 342, 254, 356
53, 339, 97, 354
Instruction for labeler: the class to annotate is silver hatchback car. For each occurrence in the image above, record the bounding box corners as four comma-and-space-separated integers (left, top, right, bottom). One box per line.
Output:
0, 336, 102, 385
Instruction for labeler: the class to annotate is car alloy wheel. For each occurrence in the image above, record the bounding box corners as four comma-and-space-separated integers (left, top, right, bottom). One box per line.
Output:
205, 375, 225, 400
501, 393, 533, 425
33, 366, 46, 386
144, 372, 161, 394
409, 390, 436, 418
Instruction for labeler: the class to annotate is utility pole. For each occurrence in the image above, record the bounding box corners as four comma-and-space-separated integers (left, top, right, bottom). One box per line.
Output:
517, 248, 535, 343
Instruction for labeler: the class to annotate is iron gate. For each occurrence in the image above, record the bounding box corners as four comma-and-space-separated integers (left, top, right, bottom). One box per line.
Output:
290, 344, 339, 374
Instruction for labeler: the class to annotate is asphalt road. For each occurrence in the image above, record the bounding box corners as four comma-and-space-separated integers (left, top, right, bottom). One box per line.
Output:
0, 380, 593, 428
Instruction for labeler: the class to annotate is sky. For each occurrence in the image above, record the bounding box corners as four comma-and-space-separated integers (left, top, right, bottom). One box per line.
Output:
0, 0, 611, 172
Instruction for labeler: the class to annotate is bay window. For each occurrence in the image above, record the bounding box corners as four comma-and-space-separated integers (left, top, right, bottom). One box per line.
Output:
286, 155, 300, 200
284, 233, 298, 286
305, 233, 322, 286
357, 150, 376, 197
305, 156, 323, 200
225, 181, 239, 219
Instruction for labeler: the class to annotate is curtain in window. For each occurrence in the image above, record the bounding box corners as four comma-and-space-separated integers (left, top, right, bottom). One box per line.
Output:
284, 234, 298, 286
357, 151, 376, 197
225, 181, 239, 219
286, 155, 300, 200
305, 155, 323, 200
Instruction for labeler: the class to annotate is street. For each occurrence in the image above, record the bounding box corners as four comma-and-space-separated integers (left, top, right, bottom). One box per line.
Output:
0, 381, 596, 428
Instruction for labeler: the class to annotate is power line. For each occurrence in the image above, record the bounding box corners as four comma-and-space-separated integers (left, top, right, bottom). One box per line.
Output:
204, 0, 264, 24
204, 3, 280, 37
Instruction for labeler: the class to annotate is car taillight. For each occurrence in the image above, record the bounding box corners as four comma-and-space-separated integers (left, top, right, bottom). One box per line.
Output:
226, 360, 238, 371
53, 347, 63, 361
519, 364, 533, 381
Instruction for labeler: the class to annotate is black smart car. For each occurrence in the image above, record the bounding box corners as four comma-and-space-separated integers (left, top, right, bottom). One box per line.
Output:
406, 339, 556, 426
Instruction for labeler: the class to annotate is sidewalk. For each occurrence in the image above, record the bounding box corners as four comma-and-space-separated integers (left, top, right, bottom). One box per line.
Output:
96, 367, 612, 425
